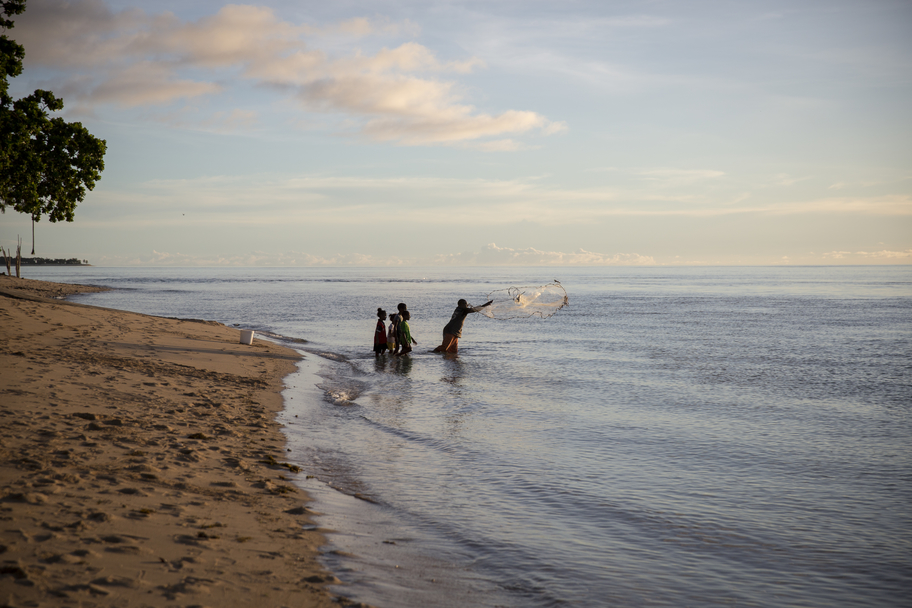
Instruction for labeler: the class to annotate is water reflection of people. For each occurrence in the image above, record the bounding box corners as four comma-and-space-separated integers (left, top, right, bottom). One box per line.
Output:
441, 356, 469, 438
440, 354, 467, 386
433, 299, 493, 354
392, 353, 413, 375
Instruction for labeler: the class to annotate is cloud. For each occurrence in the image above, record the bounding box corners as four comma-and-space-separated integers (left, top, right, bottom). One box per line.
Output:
823, 249, 912, 261
598, 15, 671, 28
361, 107, 560, 146
766, 195, 912, 215
79, 172, 912, 232
12, 0, 144, 68
302, 16, 420, 38
633, 169, 726, 187
86, 61, 222, 107
859, 250, 912, 259
634, 168, 725, 181
769, 173, 812, 186
475, 139, 534, 152
90, 243, 656, 267
94, 250, 401, 267
14, 0, 561, 147
433, 243, 655, 266
596, 167, 726, 186
129, 6, 304, 67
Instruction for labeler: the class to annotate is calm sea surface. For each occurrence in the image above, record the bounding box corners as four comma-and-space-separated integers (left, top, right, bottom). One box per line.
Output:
26, 266, 912, 607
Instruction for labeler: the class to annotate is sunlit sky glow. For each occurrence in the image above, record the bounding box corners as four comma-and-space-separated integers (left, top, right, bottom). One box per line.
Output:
2, 0, 910, 266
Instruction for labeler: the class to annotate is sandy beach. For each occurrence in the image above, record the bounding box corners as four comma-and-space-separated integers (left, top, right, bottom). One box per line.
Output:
0, 276, 358, 607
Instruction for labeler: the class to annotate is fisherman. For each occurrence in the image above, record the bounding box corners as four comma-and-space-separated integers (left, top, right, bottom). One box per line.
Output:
432, 298, 493, 354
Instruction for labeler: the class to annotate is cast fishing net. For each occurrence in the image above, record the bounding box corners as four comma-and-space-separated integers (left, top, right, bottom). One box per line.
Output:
478, 280, 569, 320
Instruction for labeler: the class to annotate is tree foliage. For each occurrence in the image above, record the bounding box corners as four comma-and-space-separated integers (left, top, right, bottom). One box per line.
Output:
0, 0, 106, 223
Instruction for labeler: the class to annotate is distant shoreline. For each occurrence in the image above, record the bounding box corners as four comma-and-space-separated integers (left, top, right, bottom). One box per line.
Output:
11, 257, 91, 266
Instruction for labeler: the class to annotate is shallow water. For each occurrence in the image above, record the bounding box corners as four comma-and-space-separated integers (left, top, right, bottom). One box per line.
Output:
28, 265, 912, 607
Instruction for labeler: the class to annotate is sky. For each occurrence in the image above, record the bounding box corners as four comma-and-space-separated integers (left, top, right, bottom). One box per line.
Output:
1, 0, 910, 266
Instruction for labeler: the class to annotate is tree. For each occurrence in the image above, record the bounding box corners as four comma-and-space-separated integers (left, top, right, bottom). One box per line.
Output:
0, 0, 106, 249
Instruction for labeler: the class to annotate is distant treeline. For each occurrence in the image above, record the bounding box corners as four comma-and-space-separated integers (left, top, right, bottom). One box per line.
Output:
17, 257, 89, 265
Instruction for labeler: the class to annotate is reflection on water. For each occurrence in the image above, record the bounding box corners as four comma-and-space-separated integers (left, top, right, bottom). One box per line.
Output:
27, 265, 912, 608
282, 267, 912, 608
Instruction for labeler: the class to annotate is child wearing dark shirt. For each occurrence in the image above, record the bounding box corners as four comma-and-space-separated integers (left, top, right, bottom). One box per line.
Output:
373, 308, 387, 357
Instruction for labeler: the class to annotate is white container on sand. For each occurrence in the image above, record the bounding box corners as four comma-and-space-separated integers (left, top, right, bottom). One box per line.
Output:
239, 329, 255, 345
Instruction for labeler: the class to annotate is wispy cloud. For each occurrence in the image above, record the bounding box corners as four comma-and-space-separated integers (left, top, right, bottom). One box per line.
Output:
765, 195, 912, 215
630, 168, 726, 184
15, 0, 562, 146
92, 243, 656, 267
84, 61, 222, 107
94, 249, 394, 267
769, 173, 812, 186
78, 246, 912, 268
433, 243, 656, 266
79, 174, 912, 231
593, 167, 726, 185
823, 249, 912, 261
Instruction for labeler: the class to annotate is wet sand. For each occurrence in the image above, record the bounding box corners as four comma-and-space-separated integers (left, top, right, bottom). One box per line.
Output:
0, 276, 361, 607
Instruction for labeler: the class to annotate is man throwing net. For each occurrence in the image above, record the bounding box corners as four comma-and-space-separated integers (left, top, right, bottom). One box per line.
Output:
432, 298, 493, 354
432, 281, 568, 354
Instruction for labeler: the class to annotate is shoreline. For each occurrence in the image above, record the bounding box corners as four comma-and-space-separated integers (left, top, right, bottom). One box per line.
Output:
0, 276, 359, 607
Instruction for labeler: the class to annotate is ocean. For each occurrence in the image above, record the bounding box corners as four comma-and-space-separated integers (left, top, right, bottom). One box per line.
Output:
25, 265, 912, 607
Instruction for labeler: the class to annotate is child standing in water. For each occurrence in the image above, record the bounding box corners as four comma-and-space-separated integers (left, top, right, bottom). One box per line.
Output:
373, 308, 388, 357
387, 315, 397, 353
396, 310, 417, 356
390, 302, 407, 354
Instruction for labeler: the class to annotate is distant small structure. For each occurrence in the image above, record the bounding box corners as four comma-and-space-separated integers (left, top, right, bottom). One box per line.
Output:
19, 257, 88, 265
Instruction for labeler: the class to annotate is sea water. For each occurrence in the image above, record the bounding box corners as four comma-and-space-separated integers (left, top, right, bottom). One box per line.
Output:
25, 265, 912, 607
